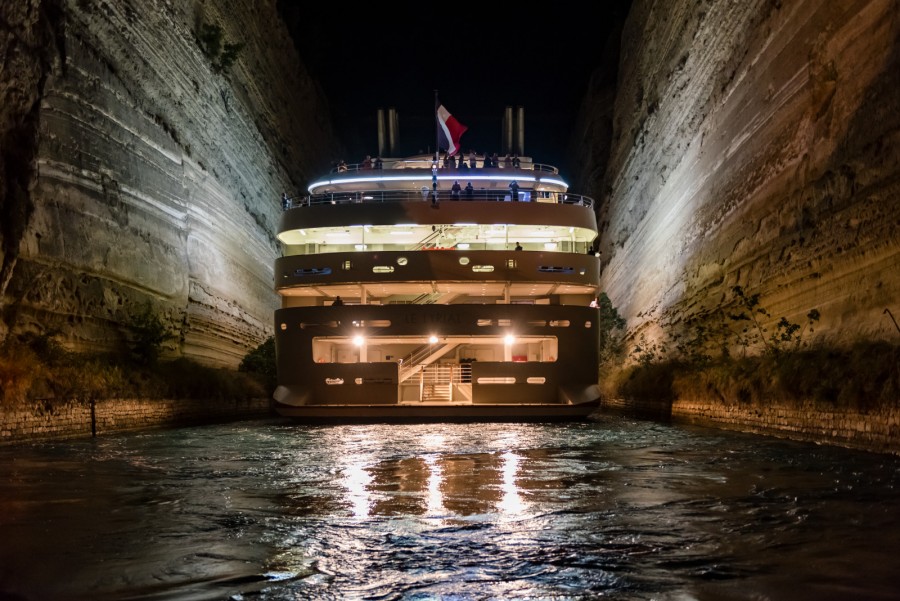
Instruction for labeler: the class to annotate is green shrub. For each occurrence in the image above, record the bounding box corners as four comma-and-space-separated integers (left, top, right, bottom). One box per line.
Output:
129, 303, 171, 365
197, 22, 244, 73
613, 361, 681, 402
239, 336, 276, 397
158, 357, 265, 401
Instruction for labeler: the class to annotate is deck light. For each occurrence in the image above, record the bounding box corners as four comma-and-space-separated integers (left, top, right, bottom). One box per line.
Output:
353, 335, 365, 347
504, 334, 516, 345
429, 335, 439, 344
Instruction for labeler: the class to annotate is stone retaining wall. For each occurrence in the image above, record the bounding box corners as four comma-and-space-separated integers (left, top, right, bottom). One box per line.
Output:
0, 397, 273, 445
600, 397, 900, 455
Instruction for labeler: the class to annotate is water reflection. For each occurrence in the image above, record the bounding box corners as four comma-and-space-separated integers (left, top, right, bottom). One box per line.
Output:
1, 419, 900, 601
337, 449, 531, 522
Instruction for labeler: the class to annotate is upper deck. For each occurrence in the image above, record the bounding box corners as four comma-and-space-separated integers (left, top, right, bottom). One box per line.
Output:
298, 155, 585, 205
279, 154, 597, 255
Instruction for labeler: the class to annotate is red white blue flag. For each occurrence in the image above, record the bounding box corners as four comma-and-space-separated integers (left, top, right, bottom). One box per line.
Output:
436, 102, 468, 157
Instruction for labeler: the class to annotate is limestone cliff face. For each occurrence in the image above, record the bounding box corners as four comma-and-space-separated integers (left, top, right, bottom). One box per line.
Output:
1, 0, 337, 366
593, 0, 900, 353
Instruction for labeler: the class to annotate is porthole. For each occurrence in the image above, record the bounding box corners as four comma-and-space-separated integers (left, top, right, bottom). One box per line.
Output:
397, 257, 408, 266
280, 323, 287, 330
459, 257, 470, 265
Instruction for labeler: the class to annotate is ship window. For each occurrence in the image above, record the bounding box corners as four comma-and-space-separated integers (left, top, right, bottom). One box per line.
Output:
459, 257, 470, 265
373, 266, 395, 273
579, 268, 586, 275
301, 321, 339, 328
477, 377, 516, 384
280, 323, 287, 330
585, 321, 592, 328
472, 265, 494, 273
526, 377, 547, 384
397, 257, 408, 266
355, 377, 363, 385
548, 320, 570, 327
293, 267, 332, 276
342, 261, 352, 270
505, 259, 517, 268
351, 320, 391, 327
477, 319, 493, 326
527, 320, 546, 327
538, 266, 574, 274
325, 378, 344, 385
498, 319, 512, 327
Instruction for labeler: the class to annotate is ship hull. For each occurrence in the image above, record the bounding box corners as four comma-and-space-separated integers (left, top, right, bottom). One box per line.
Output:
273, 400, 600, 423
274, 304, 601, 420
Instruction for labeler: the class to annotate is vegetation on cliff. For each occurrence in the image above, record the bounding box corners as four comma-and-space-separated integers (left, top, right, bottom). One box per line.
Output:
0, 309, 267, 408
195, 21, 244, 74
600, 290, 900, 411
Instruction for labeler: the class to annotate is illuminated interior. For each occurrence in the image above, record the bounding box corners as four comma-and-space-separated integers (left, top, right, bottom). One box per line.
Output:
278, 223, 595, 252
311, 335, 559, 364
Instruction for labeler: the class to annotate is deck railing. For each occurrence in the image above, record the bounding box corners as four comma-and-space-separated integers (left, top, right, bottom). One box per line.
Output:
284, 189, 593, 209
330, 158, 560, 174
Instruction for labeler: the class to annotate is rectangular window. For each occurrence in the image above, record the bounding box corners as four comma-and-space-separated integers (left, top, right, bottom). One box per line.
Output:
476, 377, 516, 384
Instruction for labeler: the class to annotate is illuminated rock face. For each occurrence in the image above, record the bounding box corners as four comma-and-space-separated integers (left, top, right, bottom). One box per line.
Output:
596, 0, 900, 351
1, 0, 336, 365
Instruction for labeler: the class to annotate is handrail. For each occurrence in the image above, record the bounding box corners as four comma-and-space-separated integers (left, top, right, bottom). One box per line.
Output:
413, 228, 443, 250
399, 342, 445, 382
330, 157, 560, 174
285, 189, 593, 209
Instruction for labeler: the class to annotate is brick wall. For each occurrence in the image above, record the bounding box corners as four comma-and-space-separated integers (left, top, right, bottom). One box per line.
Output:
0, 397, 273, 445
601, 396, 900, 455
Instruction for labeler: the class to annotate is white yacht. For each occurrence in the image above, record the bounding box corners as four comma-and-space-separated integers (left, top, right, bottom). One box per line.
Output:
273, 150, 602, 422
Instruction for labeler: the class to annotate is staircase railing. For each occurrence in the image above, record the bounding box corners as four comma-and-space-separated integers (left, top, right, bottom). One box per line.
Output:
399, 343, 445, 382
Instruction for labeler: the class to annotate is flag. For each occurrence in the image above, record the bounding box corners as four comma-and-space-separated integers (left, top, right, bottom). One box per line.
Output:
436, 102, 468, 157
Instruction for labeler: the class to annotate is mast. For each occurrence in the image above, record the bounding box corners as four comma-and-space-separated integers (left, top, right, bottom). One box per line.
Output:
434, 89, 440, 163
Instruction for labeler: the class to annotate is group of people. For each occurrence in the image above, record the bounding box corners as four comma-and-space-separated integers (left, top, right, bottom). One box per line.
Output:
361, 155, 384, 170
449, 180, 476, 200
335, 156, 383, 172
436, 151, 522, 170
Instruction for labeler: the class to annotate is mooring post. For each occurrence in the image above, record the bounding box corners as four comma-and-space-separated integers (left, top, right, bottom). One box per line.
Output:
90, 397, 96, 437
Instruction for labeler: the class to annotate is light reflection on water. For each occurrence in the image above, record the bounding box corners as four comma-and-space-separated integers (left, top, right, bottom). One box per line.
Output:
1, 416, 899, 600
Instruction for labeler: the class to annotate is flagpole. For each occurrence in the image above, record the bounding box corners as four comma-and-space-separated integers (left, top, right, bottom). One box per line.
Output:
434, 89, 439, 164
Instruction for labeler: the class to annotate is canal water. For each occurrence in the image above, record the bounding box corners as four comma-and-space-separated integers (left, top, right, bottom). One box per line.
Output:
1, 416, 899, 601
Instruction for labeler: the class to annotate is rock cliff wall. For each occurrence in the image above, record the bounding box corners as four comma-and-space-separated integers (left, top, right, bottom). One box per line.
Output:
0, 0, 337, 366
593, 0, 900, 353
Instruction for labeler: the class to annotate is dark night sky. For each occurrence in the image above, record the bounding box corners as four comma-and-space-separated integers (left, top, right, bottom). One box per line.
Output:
277, 1, 631, 176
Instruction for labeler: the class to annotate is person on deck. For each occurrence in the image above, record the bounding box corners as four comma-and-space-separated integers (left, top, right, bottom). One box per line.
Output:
509, 180, 519, 201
